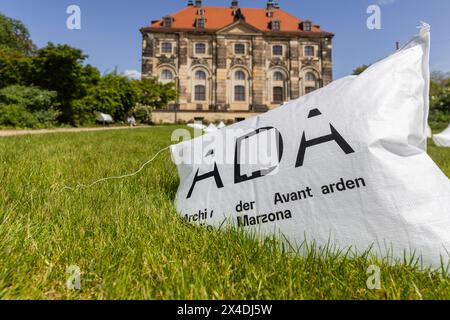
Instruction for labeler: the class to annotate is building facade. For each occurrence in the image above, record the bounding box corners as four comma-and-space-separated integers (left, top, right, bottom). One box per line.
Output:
140, 0, 334, 124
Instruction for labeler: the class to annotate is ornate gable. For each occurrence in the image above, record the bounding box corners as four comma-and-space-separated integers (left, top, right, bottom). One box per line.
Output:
216, 20, 262, 35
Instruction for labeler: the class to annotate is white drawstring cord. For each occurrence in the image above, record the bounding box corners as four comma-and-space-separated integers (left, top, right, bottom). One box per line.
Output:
60, 146, 171, 192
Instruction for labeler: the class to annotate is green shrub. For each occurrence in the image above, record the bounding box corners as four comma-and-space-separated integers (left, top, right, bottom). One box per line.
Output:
72, 99, 95, 127
0, 104, 36, 128
0, 85, 60, 128
0, 85, 58, 111
132, 103, 152, 124
0, 104, 60, 128
429, 109, 450, 126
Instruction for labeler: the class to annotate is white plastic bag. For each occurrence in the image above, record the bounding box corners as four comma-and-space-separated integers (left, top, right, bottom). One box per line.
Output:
433, 125, 450, 147
426, 124, 433, 139
171, 24, 450, 268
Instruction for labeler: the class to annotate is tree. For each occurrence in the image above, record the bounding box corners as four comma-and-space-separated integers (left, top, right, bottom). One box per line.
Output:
431, 71, 450, 83
27, 43, 95, 124
352, 64, 370, 76
429, 72, 450, 123
0, 12, 36, 56
0, 52, 32, 88
73, 73, 139, 124
136, 78, 177, 109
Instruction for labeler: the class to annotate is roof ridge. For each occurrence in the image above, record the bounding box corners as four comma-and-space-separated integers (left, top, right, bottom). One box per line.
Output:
145, 5, 332, 35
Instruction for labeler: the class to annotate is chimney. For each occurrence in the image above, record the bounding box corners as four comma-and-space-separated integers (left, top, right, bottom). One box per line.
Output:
267, 1, 274, 10
187, 0, 194, 6
195, 0, 202, 8
231, 1, 239, 10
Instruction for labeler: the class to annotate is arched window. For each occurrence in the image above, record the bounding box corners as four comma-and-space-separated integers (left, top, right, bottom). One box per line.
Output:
273, 87, 284, 103
234, 85, 246, 101
305, 72, 316, 81
195, 70, 206, 80
273, 71, 284, 81
305, 46, 315, 57
195, 85, 206, 101
161, 69, 173, 80
305, 87, 316, 94
235, 70, 246, 81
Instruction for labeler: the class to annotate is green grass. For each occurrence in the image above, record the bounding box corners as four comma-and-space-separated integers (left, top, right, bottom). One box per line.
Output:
0, 125, 449, 300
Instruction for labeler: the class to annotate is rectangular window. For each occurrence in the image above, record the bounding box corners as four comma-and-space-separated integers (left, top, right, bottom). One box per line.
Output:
303, 21, 312, 31
161, 42, 172, 54
272, 45, 283, 56
272, 20, 280, 31
163, 17, 173, 28
305, 46, 315, 57
195, 85, 206, 101
273, 87, 284, 103
195, 43, 206, 54
234, 85, 246, 102
196, 18, 205, 29
305, 87, 316, 94
235, 43, 245, 55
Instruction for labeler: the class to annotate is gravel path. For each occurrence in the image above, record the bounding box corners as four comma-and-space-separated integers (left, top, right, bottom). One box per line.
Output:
0, 126, 153, 137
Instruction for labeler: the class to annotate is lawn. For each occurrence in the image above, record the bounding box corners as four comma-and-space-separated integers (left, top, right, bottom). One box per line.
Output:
0, 125, 449, 300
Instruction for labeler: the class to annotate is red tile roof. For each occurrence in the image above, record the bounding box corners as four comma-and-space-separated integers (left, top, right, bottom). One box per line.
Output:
142, 6, 332, 36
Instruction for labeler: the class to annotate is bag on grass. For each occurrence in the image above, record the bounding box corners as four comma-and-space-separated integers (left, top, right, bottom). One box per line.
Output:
433, 125, 450, 147
171, 24, 450, 268
426, 124, 433, 139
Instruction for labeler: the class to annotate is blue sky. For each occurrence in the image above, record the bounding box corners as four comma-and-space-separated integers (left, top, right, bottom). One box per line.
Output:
1, 0, 449, 79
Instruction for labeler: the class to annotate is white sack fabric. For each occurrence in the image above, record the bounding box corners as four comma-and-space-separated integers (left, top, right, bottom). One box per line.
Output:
433, 125, 450, 147
187, 123, 207, 130
426, 124, 433, 139
204, 123, 218, 133
171, 25, 450, 268
217, 121, 227, 129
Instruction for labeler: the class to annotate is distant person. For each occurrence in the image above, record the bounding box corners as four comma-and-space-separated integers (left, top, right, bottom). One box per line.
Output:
127, 115, 136, 127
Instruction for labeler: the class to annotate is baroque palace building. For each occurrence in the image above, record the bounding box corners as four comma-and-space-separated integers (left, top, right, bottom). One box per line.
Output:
140, 0, 334, 124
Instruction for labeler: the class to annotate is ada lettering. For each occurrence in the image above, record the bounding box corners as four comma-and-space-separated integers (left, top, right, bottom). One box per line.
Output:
187, 108, 355, 199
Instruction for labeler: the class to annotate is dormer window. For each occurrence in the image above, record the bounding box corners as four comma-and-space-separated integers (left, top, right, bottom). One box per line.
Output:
196, 18, 205, 28
267, 11, 274, 18
197, 8, 205, 15
163, 16, 173, 28
303, 20, 312, 32
271, 20, 281, 31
